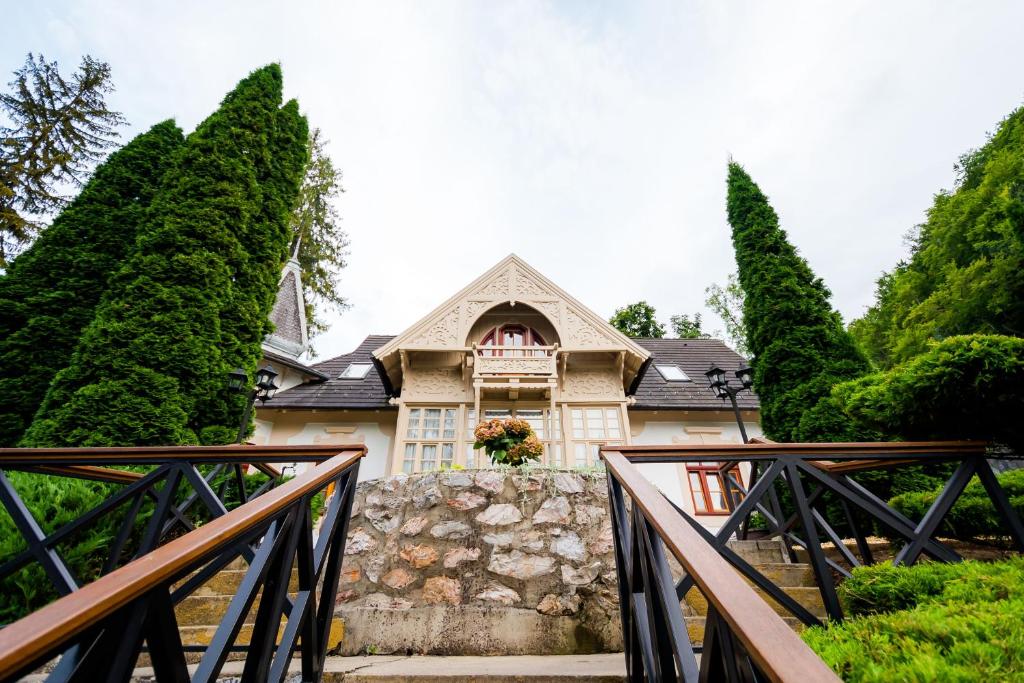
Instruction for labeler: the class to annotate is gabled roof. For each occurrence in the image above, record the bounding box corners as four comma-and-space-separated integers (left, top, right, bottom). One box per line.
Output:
262, 349, 330, 382
630, 338, 759, 411
267, 335, 759, 412
373, 254, 650, 390
268, 335, 395, 409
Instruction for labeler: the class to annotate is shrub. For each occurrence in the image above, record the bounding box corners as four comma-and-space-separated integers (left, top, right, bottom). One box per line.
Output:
804, 598, 1024, 682
888, 469, 1024, 541
804, 559, 1024, 681
0, 465, 271, 624
838, 557, 1024, 616
832, 334, 1024, 452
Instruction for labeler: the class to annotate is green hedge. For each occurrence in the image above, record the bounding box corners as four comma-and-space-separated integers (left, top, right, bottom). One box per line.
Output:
888, 469, 1024, 542
804, 559, 1024, 681
0, 466, 269, 625
832, 334, 1024, 451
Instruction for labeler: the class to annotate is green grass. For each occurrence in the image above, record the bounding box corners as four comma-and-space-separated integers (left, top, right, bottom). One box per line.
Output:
803, 558, 1024, 681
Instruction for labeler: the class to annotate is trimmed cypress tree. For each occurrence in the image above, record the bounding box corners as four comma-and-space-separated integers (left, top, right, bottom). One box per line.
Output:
197, 97, 310, 442
22, 65, 308, 447
726, 162, 871, 442
0, 120, 184, 446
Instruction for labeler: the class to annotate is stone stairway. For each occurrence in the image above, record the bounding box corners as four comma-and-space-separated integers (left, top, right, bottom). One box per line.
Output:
139, 559, 345, 665
147, 538, 819, 667
679, 539, 825, 644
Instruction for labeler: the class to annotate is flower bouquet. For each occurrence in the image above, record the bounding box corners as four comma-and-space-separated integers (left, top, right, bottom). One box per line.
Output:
473, 417, 544, 466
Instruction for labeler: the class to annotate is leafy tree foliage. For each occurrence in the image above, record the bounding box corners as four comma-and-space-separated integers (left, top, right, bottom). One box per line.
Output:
850, 105, 1024, 368
22, 65, 308, 447
704, 273, 748, 356
831, 334, 1024, 451
0, 54, 126, 265
669, 313, 711, 339
610, 300, 666, 338
726, 161, 871, 442
289, 127, 349, 351
0, 120, 184, 446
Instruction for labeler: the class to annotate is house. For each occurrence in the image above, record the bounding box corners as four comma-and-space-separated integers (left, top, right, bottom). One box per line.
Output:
256, 254, 760, 528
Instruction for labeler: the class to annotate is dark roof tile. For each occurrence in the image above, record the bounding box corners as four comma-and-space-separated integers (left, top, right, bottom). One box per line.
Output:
630, 338, 760, 410
270, 335, 395, 409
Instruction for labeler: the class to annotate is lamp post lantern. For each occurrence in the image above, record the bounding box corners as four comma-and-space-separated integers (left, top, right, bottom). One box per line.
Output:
229, 364, 279, 443
703, 361, 754, 443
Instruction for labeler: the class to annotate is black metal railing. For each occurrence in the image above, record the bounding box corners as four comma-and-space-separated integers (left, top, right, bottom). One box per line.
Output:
0, 445, 363, 682
602, 448, 840, 682
603, 440, 1024, 681
0, 444, 351, 604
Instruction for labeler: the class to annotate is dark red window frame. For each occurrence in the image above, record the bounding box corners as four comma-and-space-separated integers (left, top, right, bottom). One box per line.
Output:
686, 464, 743, 516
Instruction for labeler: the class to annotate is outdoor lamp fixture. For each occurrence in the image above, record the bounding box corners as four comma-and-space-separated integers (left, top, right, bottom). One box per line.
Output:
704, 362, 753, 443
228, 364, 279, 443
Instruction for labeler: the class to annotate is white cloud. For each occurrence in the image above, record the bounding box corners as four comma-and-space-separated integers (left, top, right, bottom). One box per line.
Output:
3, 1, 1022, 358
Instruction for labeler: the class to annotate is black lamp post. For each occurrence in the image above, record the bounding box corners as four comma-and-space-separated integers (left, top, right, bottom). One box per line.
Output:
704, 361, 754, 443
228, 364, 279, 443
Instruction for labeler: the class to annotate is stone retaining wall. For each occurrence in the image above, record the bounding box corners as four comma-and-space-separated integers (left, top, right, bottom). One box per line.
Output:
336, 469, 622, 655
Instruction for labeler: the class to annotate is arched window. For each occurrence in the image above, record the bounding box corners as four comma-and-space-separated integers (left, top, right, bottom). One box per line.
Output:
480, 325, 547, 356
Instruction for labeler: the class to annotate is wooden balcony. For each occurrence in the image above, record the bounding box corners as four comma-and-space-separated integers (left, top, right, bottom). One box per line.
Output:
470, 343, 559, 405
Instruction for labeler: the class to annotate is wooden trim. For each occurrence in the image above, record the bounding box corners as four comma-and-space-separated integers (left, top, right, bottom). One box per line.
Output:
603, 449, 840, 681
25, 465, 145, 485
605, 440, 989, 462
0, 449, 363, 678
0, 444, 367, 467
686, 464, 742, 516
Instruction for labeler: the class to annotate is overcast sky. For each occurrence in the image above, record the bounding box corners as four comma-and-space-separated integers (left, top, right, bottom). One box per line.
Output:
4, 2, 1023, 359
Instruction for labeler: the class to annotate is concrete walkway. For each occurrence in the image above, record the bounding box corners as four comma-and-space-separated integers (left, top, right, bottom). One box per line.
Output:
128, 654, 627, 682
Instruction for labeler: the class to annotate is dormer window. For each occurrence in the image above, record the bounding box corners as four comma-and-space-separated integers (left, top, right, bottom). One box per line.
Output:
480, 325, 547, 357
655, 365, 690, 381
339, 363, 372, 379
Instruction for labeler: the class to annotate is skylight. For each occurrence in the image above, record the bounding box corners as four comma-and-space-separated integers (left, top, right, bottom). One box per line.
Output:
655, 364, 690, 381
339, 363, 372, 379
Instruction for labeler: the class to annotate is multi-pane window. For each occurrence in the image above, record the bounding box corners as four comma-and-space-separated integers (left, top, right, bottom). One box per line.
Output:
465, 407, 562, 467
686, 463, 742, 514
402, 407, 457, 473
570, 407, 622, 467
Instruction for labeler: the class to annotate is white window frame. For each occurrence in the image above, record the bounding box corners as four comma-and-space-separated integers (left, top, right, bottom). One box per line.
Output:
401, 406, 458, 473
569, 407, 623, 467
655, 364, 690, 381
339, 363, 372, 379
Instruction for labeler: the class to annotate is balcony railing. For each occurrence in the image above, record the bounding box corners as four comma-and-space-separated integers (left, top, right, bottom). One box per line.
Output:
0, 445, 363, 682
601, 440, 1024, 681
472, 344, 558, 378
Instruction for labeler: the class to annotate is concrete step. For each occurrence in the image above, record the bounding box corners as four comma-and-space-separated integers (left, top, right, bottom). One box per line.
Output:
684, 586, 826, 620
128, 654, 628, 682
724, 539, 787, 564
133, 618, 346, 667
182, 568, 300, 597
683, 615, 804, 646
737, 562, 815, 587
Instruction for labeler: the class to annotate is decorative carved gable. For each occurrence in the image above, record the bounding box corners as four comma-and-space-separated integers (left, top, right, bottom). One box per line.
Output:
374, 255, 649, 388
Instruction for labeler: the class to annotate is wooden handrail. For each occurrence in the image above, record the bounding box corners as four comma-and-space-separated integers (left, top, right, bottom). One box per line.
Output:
0, 443, 366, 466
602, 449, 841, 682
25, 465, 145, 484
607, 440, 989, 462
0, 448, 364, 679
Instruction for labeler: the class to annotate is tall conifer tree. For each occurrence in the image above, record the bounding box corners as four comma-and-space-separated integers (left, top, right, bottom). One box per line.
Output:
0, 120, 184, 446
726, 162, 870, 441
850, 105, 1024, 368
23, 65, 307, 447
